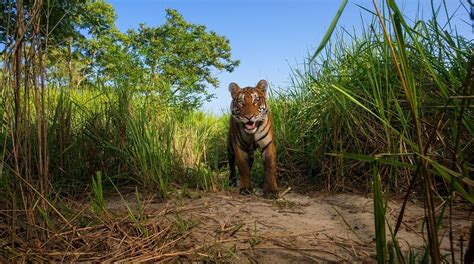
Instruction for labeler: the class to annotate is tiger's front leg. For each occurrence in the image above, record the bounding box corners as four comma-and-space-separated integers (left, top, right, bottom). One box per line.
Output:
234, 146, 252, 194
262, 141, 278, 197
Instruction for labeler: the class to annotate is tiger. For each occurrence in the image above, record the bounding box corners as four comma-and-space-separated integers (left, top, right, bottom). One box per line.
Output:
227, 79, 278, 197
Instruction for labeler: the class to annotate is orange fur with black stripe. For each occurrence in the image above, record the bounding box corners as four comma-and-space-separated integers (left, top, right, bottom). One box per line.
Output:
227, 80, 278, 197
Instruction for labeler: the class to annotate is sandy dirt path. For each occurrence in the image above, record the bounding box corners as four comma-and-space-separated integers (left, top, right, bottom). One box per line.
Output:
105, 190, 472, 263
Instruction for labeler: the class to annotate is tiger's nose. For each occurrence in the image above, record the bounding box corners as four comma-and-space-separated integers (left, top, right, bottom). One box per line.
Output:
244, 115, 253, 120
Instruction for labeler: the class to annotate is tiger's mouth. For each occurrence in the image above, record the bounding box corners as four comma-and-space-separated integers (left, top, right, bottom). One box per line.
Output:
243, 121, 257, 133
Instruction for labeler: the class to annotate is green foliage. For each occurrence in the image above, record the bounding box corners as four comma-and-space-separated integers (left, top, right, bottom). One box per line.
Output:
173, 112, 228, 189
172, 214, 199, 235
309, 0, 348, 62
91, 171, 105, 215
0, 0, 238, 199
111, 181, 150, 237
126, 111, 175, 197
44, 1, 124, 88
126, 9, 240, 109
52, 88, 228, 195
1, 0, 100, 48
5, 2, 239, 110
372, 166, 386, 263
43, 5, 238, 110
1, 0, 472, 262
271, 2, 473, 194
269, 0, 473, 262
1, 84, 227, 197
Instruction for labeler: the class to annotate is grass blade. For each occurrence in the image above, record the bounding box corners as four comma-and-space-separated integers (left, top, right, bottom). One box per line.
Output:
309, 0, 348, 62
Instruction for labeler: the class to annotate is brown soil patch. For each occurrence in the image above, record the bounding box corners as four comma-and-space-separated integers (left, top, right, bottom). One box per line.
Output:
104, 190, 472, 263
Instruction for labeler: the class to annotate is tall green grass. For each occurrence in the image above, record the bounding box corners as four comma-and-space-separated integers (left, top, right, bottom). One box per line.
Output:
272, 1, 472, 192
1, 0, 472, 261
1, 74, 227, 259
270, 0, 472, 262
1, 82, 226, 207
173, 112, 229, 189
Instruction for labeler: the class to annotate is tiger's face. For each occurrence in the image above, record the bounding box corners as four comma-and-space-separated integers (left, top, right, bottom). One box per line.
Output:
229, 80, 269, 134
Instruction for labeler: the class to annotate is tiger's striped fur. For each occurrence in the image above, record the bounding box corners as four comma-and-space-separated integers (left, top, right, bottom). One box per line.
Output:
227, 80, 278, 197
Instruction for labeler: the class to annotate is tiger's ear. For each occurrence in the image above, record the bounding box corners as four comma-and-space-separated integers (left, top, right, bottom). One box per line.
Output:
229, 82, 240, 98
256, 79, 268, 94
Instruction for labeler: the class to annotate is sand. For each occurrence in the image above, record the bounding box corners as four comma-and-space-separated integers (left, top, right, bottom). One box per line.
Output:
105, 189, 472, 263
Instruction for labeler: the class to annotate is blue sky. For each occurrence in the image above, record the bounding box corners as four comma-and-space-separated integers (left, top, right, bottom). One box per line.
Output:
107, 0, 472, 114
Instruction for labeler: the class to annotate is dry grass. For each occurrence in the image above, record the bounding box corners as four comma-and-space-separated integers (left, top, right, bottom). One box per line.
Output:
3, 189, 470, 262
0, 193, 237, 262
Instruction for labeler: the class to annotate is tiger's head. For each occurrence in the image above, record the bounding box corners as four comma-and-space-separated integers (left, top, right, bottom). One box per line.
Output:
229, 79, 269, 134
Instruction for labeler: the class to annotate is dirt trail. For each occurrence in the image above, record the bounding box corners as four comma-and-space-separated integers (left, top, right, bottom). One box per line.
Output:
106, 190, 471, 263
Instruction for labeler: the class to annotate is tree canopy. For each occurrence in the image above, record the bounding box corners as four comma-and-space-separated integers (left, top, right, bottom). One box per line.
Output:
127, 9, 239, 108
1, 1, 239, 109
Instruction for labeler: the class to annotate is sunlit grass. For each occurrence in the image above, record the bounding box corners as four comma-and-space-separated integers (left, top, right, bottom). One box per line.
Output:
0, 0, 472, 262
269, 0, 472, 262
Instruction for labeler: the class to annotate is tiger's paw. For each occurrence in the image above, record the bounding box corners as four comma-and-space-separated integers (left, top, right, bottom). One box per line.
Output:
239, 188, 253, 195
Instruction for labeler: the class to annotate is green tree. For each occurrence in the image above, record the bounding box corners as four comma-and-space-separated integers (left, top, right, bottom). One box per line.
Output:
127, 9, 240, 109
2, 2, 239, 109
46, 0, 120, 88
